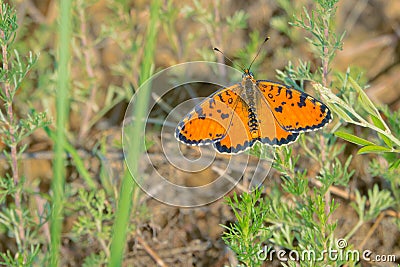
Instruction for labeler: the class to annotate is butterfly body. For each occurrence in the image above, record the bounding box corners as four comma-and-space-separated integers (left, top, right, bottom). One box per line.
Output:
175, 69, 331, 154
241, 71, 259, 138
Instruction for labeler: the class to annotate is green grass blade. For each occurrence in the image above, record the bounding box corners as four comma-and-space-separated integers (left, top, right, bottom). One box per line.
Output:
108, 0, 161, 265
108, 171, 134, 266
50, 0, 72, 266
44, 126, 97, 190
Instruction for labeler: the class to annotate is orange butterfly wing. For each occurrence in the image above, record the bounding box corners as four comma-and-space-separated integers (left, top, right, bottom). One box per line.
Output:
175, 85, 241, 146
214, 90, 300, 154
255, 89, 299, 146
257, 80, 332, 133
213, 98, 255, 154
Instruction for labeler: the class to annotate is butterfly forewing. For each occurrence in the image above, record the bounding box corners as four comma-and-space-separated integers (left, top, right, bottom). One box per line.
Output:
175, 85, 240, 146
257, 80, 332, 133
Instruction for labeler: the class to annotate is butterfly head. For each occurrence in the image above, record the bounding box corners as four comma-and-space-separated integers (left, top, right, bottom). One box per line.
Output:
242, 69, 254, 79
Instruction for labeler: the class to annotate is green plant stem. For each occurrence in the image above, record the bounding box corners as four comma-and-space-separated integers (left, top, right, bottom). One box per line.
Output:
96, 218, 110, 258
108, 0, 161, 265
322, 28, 329, 87
347, 108, 400, 148
50, 0, 72, 265
108, 171, 134, 266
321, 6, 331, 227
300, 136, 321, 163
317, 83, 400, 148
344, 219, 363, 241
0, 4, 25, 258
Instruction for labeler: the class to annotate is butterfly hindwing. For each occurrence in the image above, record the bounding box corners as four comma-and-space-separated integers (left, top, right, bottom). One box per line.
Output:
257, 80, 332, 133
175, 85, 241, 146
213, 97, 255, 154
255, 89, 300, 146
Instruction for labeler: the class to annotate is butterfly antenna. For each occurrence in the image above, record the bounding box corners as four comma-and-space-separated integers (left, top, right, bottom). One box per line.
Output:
213, 47, 246, 72
248, 36, 270, 71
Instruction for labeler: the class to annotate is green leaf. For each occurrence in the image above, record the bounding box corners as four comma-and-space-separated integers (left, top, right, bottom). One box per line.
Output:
357, 145, 393, 154
349, 77, 378, 116
365, 184, 395, 220
370, 114, 385, 130
334, 130, 375, 146
389, 159, 400, 170
329, 104, 354, 123
370, 115, 392, 147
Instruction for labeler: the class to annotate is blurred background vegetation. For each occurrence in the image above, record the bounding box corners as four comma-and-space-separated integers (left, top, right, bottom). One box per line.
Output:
0, 0, 399, 266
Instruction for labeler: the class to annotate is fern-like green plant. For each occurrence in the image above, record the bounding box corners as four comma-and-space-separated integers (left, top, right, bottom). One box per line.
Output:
0, 1, 49, 265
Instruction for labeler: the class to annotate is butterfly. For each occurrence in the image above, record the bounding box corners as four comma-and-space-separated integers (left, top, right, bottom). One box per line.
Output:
175, 42, 332, 154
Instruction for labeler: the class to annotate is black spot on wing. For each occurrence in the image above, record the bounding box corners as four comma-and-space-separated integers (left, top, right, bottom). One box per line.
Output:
177, 122, 185, 132
275, 106, 283, 113
297, 93, 307, 108
195, 106, 206, 120
221, 113, 229, 119
286, 89, 293, 99
320, 104, 327, 114
208, 98, 216, 108
276, 86, 282, 96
